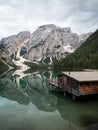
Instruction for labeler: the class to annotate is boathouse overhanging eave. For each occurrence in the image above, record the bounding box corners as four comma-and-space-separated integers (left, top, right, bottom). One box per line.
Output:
61, 71, 98, 83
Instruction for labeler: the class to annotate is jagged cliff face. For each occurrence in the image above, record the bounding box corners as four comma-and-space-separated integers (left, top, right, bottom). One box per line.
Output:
0, 24, 91, 65
25, 24, 91, 64
0, 31, 31, 65
0, 31, 31, 57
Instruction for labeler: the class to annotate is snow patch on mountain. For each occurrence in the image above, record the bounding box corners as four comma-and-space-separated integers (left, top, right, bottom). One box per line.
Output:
63, 44, 75, 53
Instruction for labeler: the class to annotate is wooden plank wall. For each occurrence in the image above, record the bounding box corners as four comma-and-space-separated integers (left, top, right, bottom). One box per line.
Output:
79, 84, 98, 95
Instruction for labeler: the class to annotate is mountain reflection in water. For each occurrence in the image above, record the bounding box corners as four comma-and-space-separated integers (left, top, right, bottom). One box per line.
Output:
0, 70, 57, 112
0, 70, 98, 130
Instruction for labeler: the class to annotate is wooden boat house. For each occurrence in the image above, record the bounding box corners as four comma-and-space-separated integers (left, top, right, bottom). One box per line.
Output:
49, 71, 98, 99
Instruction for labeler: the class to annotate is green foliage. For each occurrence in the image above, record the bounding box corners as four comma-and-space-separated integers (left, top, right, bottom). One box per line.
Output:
54, 29, 98, 70
43, 57, 51, 64
24, 61, 53, 70
0, 59, 9, 74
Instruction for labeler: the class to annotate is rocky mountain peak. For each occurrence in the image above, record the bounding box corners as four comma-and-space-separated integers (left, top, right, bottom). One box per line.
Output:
38, 24, 57, 30
25, 24, 91, 64
62, 27, 71, 33
0, 24, 92, 65
0, 31, 31, 65
0, 31, 31, 55
37, 24, 71, 34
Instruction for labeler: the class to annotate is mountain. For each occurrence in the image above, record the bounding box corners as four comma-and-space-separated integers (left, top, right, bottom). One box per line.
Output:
25, 24, 91, 64
0, 31, 31, 63
0, 24, 91, 67
54, 29, 98, 70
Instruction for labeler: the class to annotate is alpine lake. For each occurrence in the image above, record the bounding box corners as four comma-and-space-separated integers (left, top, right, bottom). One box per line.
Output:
0, 69, 98, 130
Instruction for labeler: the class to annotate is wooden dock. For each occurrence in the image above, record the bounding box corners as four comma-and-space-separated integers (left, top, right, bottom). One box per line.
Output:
49, 81, 58, 87
49, 80, 67, 97
49, 80, 59, 91
49, 80, 78, 100
49, 71, 98, 100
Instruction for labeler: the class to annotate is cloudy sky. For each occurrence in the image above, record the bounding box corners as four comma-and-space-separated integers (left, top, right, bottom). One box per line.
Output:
0, 0, 98, 38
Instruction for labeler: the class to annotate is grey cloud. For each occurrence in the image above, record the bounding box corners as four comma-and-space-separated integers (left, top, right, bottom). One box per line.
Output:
79, 0, 98, 12
0, 0, 97, 38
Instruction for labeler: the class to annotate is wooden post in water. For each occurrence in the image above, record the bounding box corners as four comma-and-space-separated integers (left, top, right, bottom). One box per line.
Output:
64, 91, 66, 97
72, 94, 76, 101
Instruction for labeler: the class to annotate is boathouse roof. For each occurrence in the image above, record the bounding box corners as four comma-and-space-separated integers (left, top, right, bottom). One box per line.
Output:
62, 71, 98, 82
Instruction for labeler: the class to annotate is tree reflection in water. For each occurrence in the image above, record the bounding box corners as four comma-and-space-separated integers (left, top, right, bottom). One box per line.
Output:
0, 70, 57, 112
0, 70, 98, 130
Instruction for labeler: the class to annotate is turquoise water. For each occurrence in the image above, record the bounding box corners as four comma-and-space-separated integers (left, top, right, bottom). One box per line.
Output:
0, 70, 98, 130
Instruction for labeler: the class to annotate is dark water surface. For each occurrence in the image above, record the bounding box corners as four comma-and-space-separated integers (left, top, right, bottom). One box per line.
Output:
0, 70, 98, 130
